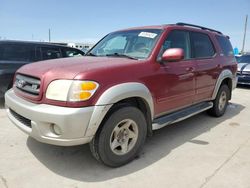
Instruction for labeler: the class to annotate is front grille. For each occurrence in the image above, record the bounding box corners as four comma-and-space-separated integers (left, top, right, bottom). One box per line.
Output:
9, 109, 31, 128
15, 74, 41, 96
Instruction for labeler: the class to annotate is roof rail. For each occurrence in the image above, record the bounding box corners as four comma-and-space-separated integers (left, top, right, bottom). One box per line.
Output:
176, 22, 222, 34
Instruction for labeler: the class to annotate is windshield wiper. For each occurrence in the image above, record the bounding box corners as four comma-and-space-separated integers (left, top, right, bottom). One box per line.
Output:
85, 52, 96, 56
106, 53, 137, 60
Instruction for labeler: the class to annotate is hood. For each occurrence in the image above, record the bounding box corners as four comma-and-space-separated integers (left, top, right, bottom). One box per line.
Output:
14, 56, 141, 102
238, 63, 250, 72
17, 56, 138, 80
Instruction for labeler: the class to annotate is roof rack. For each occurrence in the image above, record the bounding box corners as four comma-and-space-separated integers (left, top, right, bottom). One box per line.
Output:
176, 22, 222, 34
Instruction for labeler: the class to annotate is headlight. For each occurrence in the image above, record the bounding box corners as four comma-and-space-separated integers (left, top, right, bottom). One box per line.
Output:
46, 80, 99, 102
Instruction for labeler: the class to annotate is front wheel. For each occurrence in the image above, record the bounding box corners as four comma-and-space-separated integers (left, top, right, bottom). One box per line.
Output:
208, 84, 230, 117
90, 106, 147, 167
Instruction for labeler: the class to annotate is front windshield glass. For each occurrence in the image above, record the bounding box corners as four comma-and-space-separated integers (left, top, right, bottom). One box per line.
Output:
88, 29, 162, 60
237, 55, 250, 63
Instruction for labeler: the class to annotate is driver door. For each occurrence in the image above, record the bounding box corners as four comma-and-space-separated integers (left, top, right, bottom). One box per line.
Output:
154, 30, 196, 115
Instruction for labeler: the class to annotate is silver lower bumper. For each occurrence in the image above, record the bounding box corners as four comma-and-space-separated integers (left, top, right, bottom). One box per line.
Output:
5, 89, 97, 146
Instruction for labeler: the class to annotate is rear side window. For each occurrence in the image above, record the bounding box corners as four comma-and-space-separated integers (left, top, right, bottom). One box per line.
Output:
216, 35, 233, 56
191, 32, 215, 58
0, 44, 34, 61
41, 47, 62, 60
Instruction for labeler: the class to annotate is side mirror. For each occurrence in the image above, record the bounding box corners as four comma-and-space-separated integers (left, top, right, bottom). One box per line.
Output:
161, 48, 184, 62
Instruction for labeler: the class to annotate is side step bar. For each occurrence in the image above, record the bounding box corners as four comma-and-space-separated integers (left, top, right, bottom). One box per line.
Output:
152, 102, 213, 130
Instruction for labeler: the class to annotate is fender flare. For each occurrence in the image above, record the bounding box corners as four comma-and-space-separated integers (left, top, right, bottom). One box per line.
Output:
212, 69, 234, 100
84, 82, 154, 137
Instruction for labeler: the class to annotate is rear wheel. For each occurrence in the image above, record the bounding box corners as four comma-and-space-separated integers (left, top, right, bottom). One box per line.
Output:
208, 84, 230, 117
90, 106, 147, 167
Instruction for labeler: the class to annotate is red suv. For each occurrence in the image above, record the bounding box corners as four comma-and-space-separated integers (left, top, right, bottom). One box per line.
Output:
5, 23, 237, 167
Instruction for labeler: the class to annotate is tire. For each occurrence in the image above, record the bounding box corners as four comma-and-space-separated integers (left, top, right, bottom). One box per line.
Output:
208, 84, 230, 117
89, 106, 147, 167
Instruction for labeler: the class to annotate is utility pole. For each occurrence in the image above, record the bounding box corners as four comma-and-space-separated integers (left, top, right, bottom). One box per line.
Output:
241, 15, 248, 54
48, 29, 51, 42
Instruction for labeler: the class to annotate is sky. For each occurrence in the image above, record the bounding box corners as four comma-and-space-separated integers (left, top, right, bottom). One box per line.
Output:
0, 0, 250, 51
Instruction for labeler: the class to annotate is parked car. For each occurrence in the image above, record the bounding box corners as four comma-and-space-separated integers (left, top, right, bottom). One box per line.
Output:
237, 54, 250, 85
0, 40, 85, 99
5, 23, 237, 167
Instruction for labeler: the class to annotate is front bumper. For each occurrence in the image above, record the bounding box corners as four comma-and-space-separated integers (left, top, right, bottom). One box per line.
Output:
237, 75, 250, 85
5, 89, 96, 146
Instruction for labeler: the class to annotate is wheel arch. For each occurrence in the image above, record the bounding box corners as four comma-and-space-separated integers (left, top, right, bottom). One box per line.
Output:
212, 69, 234, 100
221, 78, 232, 100
85, 82, 154, 137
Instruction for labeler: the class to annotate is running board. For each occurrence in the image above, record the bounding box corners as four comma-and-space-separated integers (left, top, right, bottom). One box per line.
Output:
152, 102, 213, 130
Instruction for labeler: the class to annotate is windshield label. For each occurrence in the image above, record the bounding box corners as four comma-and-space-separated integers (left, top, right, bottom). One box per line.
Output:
138, 32, 157, 39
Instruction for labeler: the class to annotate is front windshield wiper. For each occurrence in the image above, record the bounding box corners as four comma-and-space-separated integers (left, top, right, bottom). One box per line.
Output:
106, 53, 137, 60
85, 52, 96, 57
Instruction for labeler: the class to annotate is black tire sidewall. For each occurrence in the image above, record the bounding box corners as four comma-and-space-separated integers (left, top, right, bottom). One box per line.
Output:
97, 106, 147, 167
213, 85, 230, 117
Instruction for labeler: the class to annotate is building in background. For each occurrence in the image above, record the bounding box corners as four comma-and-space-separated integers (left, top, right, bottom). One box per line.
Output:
67, 42, 95, 51
51, 42, 95, 53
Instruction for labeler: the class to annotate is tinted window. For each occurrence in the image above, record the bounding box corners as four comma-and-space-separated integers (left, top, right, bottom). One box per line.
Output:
0, 44, 34, 61
41, 47, 62, 60
216, 35, 233, 56
63, 48, 84, 57
191, 32, 215, 58
159, 30, 190, 59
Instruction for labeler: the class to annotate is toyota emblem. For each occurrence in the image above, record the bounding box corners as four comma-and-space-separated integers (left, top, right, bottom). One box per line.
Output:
16, 79, 26, 88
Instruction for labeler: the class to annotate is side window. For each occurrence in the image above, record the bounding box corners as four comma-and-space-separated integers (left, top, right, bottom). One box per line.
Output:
35, 46, 42, 61
63, 48, 84, 57
215, 35, 233, 56
159, 30, 190, 59
191, 32, 215, 58
41, 47, 62, 60
28, 46, 36, 62
0, 44, 32, 62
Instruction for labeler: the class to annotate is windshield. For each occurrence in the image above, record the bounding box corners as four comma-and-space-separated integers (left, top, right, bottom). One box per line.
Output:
87, 29, 162, 60
237, 55, 250, 63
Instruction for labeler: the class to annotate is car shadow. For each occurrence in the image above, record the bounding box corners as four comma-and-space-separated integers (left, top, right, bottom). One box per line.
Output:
237, 85, 250, 90
0, 98, 5, 109
26, 102, 244, 182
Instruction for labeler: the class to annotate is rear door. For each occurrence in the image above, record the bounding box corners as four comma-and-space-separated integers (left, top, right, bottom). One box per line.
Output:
190, 32, 218, 102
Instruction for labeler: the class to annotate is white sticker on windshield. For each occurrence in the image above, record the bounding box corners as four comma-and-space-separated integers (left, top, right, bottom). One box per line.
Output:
138, 32, 157, 39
